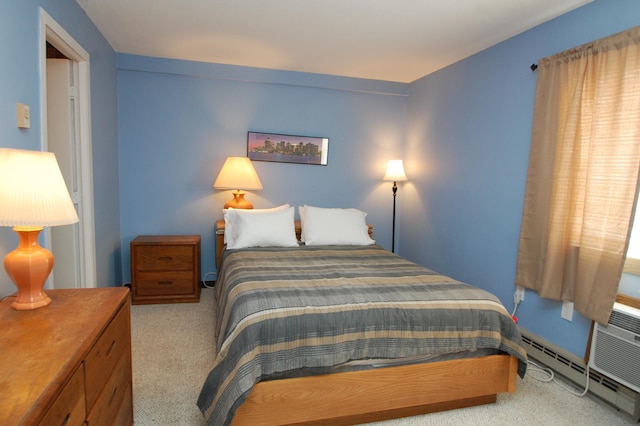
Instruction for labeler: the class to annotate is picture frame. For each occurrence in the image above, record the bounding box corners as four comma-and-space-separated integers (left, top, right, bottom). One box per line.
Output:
247, 132, 329, 166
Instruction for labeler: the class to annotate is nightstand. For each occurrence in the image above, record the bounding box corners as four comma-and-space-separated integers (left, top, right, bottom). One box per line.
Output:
130, 235, 201, 304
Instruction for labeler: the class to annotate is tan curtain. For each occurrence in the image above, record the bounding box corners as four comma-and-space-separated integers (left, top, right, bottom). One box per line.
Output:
515, 26, 640, 324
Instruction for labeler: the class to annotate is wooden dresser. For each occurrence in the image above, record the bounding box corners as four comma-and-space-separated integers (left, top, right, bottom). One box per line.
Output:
0, 287, 133, 425
130, 235, 201, 305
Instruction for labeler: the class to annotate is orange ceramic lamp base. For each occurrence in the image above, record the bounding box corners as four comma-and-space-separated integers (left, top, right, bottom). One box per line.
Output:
223, 190, 254, 209
4, 226, 53, 310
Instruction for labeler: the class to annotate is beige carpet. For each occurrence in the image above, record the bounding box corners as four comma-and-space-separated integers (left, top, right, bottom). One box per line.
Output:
131, 288, 635, 425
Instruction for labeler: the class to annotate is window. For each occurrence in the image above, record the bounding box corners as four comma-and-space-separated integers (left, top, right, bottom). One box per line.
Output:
620, 205, 640, 309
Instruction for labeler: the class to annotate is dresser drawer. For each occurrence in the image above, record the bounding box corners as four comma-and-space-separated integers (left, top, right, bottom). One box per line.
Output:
112, 384, 133, 426
133, 245, 195, 271
38, 365, 86, 426
86, 350, 132, 426
84, 303, 130, 409
134, 271, 195, 296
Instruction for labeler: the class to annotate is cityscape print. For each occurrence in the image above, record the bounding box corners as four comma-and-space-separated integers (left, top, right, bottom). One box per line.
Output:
247, 132, 329, 165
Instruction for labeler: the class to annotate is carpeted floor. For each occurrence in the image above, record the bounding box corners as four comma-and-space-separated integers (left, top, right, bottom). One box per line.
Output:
130, 288, 636, 425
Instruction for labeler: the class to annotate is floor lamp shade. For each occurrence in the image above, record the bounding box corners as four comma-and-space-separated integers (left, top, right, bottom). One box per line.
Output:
0, 148, 79, 310
213, 157, 263, 209
383, 160, 408, 183
383, 160, 408, 253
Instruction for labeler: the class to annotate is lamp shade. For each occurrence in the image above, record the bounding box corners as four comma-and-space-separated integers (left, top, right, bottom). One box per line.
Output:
0, 148, 78, 227
213, 157, 263, 191
383, 160, 408, 182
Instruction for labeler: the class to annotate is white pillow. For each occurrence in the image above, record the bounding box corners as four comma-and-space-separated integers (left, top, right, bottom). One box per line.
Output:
299, 205, 308, 242
299, 205, 375, 246
223, 204, 290, 245
226, 206, 298, 249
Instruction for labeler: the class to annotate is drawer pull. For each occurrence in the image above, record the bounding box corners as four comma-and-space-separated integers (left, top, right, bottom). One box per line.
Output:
158, 281, 173, 286
157, 256, 173, 261
109, 386, 119, 406
106, 340, 116, 357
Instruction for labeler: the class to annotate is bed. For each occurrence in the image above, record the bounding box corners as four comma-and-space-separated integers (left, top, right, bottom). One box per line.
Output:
198, 206, 528, 425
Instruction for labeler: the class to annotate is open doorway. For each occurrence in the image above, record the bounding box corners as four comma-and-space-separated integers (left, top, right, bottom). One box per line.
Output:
40, 8, 96, 289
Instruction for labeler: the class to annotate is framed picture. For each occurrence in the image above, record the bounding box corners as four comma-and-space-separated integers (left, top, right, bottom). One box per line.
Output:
247, 132, 329, 165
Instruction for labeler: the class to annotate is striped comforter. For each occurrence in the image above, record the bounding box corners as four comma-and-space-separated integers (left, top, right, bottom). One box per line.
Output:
197, 244, 528, 425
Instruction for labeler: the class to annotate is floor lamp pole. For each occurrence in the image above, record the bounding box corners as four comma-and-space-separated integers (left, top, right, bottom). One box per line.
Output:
391, 181, 398, 253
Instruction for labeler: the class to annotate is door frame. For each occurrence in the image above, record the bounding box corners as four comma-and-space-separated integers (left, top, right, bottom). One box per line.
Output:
39, 8, 97, 288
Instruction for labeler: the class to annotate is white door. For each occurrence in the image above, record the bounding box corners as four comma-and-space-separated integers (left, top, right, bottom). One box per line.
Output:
47, 58, 82, 289
40, 8, 97, 290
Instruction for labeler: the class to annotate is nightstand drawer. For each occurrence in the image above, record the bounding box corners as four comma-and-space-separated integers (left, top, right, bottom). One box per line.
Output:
133, 245, 194, 271
134, 272, 195, 296
84, 303, 130, 409
38, 365, 86, 426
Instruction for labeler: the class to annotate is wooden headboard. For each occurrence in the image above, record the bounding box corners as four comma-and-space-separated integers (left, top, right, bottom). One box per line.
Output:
215, 219, 373, 270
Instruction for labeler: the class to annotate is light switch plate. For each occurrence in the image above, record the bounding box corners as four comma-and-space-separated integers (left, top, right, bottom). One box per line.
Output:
17, 103, 30, 129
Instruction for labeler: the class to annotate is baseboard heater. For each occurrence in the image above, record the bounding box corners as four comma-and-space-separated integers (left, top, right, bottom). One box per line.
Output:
518, 326, 640, 422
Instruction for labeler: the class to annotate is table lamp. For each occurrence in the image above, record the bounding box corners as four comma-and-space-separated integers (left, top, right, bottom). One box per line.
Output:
213, 156, 263, 209
0, 148, 79, 310
383, 159, 408, 253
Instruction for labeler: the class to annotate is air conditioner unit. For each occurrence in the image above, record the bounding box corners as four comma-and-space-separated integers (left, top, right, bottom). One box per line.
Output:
589, 302, 640, 393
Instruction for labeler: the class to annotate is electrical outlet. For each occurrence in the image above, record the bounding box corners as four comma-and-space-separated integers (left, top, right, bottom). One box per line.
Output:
561, 301, 574, 321
515, 286, 525, 302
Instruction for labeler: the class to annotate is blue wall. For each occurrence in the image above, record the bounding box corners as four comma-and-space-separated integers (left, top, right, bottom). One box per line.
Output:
0, 1, 119, 297
404, 0, 640, 357
117, 56, 408, 282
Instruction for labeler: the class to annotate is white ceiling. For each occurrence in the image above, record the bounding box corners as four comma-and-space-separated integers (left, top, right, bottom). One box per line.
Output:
76, 0, 592, 83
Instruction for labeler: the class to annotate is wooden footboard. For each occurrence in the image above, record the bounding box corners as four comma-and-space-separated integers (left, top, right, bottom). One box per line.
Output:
232, 354, 518, 425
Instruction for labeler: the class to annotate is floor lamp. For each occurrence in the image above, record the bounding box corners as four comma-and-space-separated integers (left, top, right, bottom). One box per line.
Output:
383, 160, 408, 253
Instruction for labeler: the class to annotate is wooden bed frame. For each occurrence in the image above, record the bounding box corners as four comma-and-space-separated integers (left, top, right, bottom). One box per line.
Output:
214, 219, 519, 425
232, 354, 518, 425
